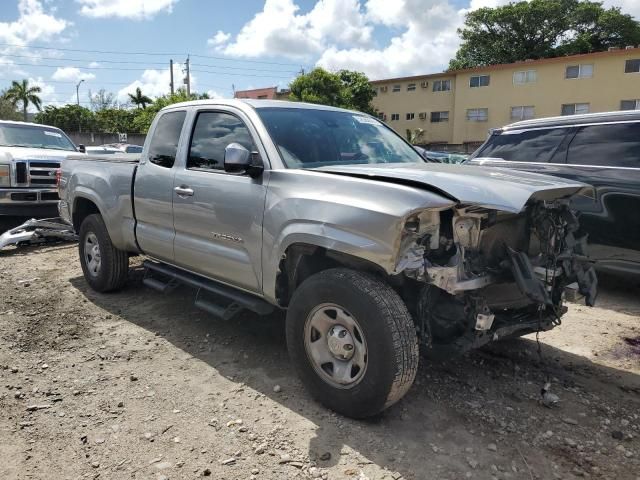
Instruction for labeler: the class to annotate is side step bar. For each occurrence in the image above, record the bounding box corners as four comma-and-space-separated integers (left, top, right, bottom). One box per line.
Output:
142, 260, 275, 319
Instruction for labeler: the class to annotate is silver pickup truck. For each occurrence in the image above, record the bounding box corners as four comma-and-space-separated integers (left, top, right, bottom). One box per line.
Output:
59, 99, 597, 418
1, 120, 81, 217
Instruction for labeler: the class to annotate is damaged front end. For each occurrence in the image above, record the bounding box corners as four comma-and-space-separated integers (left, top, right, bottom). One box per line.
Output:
395, 200, 597, 356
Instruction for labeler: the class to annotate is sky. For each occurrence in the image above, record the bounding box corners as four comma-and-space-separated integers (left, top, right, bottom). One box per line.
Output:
0, 0, 638, 109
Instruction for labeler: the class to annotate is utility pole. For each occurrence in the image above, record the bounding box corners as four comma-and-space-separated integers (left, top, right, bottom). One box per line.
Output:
185, 56, 191, 96
169, 59, 174, 95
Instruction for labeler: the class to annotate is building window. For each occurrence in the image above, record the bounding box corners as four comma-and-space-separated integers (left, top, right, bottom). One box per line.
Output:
372, 88, 378, 96
513, 70, 537, 84
391, 113, 400, 121
257, 95, 268, 99
469, 75, 490, 88
377, 112, 385, 120
430, 111, 449, 123
406, 113, 415, 120
433, 80, 451, 92
467, 108, 488, 121
621, 99, 640, 110
510, 106, 535, 121
561, 103, 590, 115
407, 83, 416, 91
392, 84, 401, 92
565, 64, 593, 79
625, 59, 640, 73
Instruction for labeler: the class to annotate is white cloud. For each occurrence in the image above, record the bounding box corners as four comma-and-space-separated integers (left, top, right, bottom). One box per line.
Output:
116, 63, 184, 103
318, 0, 464, 79
77, 0, 179, 20
0, 0, 69, 45
88, 61, 101, 68
208, 30, 231, 48
51, 67, 96, 82
206, 89, 224, 99
216, 0, 372, 59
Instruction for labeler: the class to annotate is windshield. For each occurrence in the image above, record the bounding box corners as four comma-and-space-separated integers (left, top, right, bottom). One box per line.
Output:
256, 107, 424, 168
0, 124, 77, 151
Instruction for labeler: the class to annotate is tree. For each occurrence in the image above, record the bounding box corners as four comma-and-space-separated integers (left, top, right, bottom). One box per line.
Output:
406, 128, 425, 145
449, 0, 640, 70
96, 108, 137, 133
34, 104, 96, 133
0, 90, 21, 121
289, 68, 377, 114
5, 79, 42, 121
131, 88, 208, 133
128, 87, 153, 109
89, 89, 117, 111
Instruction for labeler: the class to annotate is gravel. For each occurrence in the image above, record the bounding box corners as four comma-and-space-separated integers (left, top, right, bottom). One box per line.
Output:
0, 244, 638, 479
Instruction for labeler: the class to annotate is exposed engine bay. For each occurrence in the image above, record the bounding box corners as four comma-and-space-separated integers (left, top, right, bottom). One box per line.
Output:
395, 200, 598, 355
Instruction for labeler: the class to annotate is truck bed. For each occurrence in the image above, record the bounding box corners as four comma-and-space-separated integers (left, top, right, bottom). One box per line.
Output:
60, 154, 140, 252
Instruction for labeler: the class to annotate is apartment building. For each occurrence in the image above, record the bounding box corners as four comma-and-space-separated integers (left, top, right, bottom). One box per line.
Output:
234, 87, 291, 100
371, 47, 640, 148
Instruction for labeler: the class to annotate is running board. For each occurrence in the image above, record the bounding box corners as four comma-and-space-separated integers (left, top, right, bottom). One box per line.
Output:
143, 260, 274, 317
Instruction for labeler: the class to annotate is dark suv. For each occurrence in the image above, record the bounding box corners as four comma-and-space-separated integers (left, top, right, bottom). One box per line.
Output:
468, 110, 640, 275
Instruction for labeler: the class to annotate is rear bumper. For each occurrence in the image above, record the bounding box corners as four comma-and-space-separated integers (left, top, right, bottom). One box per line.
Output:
0, 188, 60, 217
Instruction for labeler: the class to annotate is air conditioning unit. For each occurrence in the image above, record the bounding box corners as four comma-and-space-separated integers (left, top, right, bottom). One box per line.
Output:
379, 85, 388, 92
418, 112, 427, 119
420, 81, 429, 88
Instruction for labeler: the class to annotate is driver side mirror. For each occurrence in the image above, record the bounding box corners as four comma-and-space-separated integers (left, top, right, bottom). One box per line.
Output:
78, 144, 86, 153
224, 143, 263, 177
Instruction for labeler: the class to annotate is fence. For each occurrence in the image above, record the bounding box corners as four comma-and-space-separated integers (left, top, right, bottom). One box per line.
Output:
67, 132, 147, 147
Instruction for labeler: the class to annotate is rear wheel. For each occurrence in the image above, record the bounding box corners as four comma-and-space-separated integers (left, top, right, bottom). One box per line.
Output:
78, 214, 129, 292
286, 268, 419, 418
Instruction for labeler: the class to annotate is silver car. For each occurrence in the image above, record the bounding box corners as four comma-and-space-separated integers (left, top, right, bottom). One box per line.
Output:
59, 100, 597, 418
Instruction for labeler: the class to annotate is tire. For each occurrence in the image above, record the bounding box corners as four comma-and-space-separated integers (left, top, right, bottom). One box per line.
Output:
78, 214, 129, 292
286, 268, 419, 418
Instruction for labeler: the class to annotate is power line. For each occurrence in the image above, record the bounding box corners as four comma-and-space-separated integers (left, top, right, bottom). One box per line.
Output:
10, 62, 155, 71
1, 53, 169, 66
0, 42, 311, 68
190, 53, 311, 68
6, 61, 298, 78
192, 68, 295, 79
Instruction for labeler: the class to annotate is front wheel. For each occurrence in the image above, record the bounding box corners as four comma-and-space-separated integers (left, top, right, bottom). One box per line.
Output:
78, 214, 129, 292
286, 268, 419, 418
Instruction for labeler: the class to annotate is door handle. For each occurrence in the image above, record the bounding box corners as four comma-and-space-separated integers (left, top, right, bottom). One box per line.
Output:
174, 186, 194, 197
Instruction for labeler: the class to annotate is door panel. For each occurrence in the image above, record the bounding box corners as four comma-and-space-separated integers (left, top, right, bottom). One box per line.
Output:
172, 110, 267, 293
558, 123, 640, 269
134, 110, 187, 262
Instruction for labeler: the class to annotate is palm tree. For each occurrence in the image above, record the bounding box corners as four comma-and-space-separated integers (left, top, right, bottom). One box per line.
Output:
5, 79, 42, 121
128, 87, 153, 109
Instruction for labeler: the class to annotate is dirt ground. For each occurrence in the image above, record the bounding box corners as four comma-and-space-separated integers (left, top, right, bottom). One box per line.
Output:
0, 239, 638, 480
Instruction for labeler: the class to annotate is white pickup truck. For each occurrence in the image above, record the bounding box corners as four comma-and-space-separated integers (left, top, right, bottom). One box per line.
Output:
59, 99, 597, 418
0, 120, 81, 217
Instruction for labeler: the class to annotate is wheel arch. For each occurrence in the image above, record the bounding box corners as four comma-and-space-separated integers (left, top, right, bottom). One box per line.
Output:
72, 195, 101, 232
275, 242, 391, 307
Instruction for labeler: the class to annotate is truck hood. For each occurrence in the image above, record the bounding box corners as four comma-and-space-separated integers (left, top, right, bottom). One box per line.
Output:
314, 163, 591, 213
0, 147, 78, 161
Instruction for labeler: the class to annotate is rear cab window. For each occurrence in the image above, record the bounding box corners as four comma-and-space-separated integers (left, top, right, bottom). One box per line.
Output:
474, 127, 569, 163
148, 110, 187, 168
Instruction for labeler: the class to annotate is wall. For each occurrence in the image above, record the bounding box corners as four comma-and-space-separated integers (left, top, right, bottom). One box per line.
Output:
371, 47, 640, 146
67, 132, 147, 146
372, 75, 456, 143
